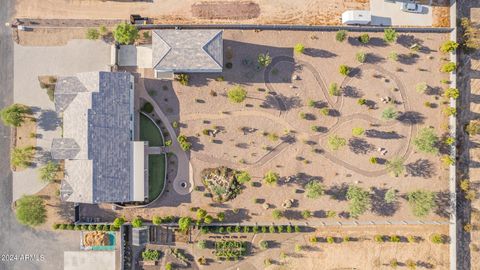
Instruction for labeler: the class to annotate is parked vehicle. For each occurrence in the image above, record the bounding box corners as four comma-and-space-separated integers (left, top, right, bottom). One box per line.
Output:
341, 10, 371, 25
401, 2, 423, 13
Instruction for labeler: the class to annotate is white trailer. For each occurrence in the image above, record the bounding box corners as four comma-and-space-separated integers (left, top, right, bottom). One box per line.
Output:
341, 10, 372, 25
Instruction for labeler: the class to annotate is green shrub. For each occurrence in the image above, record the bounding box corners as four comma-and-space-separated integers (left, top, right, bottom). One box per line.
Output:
178, 217, 192, 233
301, 210, 312, 219
443, 107, 456, 116
352, 127, 364, 136
175, 74, 189, 86
407, 190, 436, 217
0, 103, 30, 127
346, 185, 371, 218
374, 235, 384, 243
113, 22, 139, 45
329, 83, 341, 96
357, 98, 366, 105
263, 171, 279, 185
294, 225, 301, 233
369, 157, 377, 164
390, 235, 400, 242
197, 240, 207, 249
430, 233, 445, 244
386, 157, 405, 177
356, 51, 366, 63
259, 240, 269, 249
309, 236, 318, 243
358, 34, 370, 44
440, 40, 459, 53
326, 236, 335, 244
294, 43, 305, 54
389, 51, 398, 61
86, 28, 100, 40
272, 209, 283, 220
177, 135, 192, 151
383, 28, 397, 43
327, 135, 346, 150
15, 195, 46, 227
269, 225, 276, 233
381, 107, 397, 120
257, 52, 272, 67
413, 127, 438, 154
444, 88, 459, 99
339, 65, 350, 76
305, 180, 324, 199
320, 107, 330, 116
39, 161, 60, 183
141, 102, 154, 113
415, 82, 428, 94
227, 85, 247, 103
441, 62, 456, 73
336, 30, 348, 42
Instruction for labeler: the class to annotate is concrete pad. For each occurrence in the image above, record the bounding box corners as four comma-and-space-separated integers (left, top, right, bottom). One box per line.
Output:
12, 39, 111, 201
117, 45, 152, 68
370, 0, 432, 26
64, 251, 115, 270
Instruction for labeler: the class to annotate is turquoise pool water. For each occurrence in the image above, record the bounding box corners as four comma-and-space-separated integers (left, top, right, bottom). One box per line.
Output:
91, 232, 116, 251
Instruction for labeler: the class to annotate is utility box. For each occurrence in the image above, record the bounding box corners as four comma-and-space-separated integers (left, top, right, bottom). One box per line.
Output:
341, 10, 371, 25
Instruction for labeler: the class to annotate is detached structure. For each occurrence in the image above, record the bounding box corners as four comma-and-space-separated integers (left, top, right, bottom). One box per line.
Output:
51, 72, 148, 204
152, 29, 223, 78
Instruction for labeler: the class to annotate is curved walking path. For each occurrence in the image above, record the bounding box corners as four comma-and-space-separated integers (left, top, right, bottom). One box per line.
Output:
138, 79, 193, 195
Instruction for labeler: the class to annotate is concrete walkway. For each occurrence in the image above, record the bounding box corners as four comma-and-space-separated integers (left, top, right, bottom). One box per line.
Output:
12, 39, 111, 201
138, 79, 193, 195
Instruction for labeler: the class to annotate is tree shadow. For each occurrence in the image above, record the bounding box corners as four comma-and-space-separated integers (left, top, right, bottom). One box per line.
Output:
397, 111, 425, 125
326, 183, 349, 201
37, 109, 61, 131
348, 137, 375, 155
435, 190, 451, 218
303, 48, 337, 58
406, 159, 435, 178
188, 136, 204, 152
398, 53, 420, 65
370, 187, 398, 216
283, 210, 303, 220
342, 86, 363, 98
365, 129, 403, 139
366, 53, 386, 64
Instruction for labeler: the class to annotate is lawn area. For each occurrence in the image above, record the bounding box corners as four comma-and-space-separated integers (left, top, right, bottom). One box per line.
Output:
148, 154, 166, 200
140, 113, 164, 147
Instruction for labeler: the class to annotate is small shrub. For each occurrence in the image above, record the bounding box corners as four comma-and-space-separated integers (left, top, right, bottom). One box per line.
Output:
175, 74, 190, 86
227, 85, 247, 103
444, 88, 460, 99
374, 235, 384, 243
305, 180, 324, 199
460, 179, 470, 192
390, 235, 400, 242
320, 107, 330, 116
269, 225, 276, 233
294, 225, 301, 233
389, 51, 398, 61
336, 30, 348, 42
443, 107, 456, 116
407, 235, 417, 243
441, 155, 454, 166
352, 127, 364, 136
263, 170, 279, 185
339, 65, 350, 76
132, 217, 143, 228
294, 43, 305, 54
86, 28, 100, 40
257, 52, 272, 67
383, 28, 397, 43
356, 51, 366, 63
307, 99, 316, 107
382, 107, 397, 120
177, 135, 192, 151
259, 240, 269, 249
294, 244, 302, 252
406, 259, 417, 269
309, 236, 318, 243
326, 210, 337, 218
327, 135, 346, 150
369, 157, 378, 164
329, 83, 341, 96
357, 98, 366, 105
141, 102, 154, 113
358, 34, 370, 44
326, 236, 335, 244
415, 82, 428, 94
343, 236, 350, 242
390, 259, 399, 268
272, 209, 283, 220
440, 40, 459, 53
301, 210, 312, 219
441, 62, 456, 73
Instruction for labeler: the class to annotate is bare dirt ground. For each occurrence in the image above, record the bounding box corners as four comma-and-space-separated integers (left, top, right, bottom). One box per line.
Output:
36, 181, 75, 230
80, 30, 453, 225
14, 0, 369, 25
16, 28, 90, 46
186, 225, 449, 270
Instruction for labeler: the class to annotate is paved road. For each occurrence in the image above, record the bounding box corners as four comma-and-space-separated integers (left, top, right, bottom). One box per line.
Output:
0, 1, 78, 269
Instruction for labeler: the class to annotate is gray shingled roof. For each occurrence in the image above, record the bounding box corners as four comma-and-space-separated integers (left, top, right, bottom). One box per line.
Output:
152, 30, 223, 72
52, 72, 135, 203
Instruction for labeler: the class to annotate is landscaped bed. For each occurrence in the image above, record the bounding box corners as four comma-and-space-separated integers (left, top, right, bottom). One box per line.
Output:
140, 113, 164, 147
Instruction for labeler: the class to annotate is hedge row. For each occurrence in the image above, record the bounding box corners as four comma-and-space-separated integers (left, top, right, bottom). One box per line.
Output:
53, 223, 119, 231
199, 225, 302, 234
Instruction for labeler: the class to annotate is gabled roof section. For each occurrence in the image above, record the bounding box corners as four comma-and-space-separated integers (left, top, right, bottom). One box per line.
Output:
152, 30, 223, 72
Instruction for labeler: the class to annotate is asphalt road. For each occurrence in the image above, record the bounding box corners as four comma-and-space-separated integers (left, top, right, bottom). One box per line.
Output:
0, 1, 78, 269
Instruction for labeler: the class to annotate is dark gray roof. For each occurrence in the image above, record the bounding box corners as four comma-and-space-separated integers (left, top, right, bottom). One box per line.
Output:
52, 72, 135, 203
51, 138, 80, 159
89, 72, 133, 203
152, 30, 223, 72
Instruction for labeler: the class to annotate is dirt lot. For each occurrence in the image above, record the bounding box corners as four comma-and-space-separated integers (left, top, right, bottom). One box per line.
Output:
79, 29, 453, 225
14, 0, 369, 25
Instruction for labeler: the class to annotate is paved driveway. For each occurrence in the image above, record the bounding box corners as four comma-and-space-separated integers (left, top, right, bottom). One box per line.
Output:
370, 0, 433, 26
12, 39, 111, 201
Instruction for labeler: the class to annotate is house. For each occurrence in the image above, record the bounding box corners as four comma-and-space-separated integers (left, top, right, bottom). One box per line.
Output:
51, 71, 148, 204
151, 29, 223, 78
